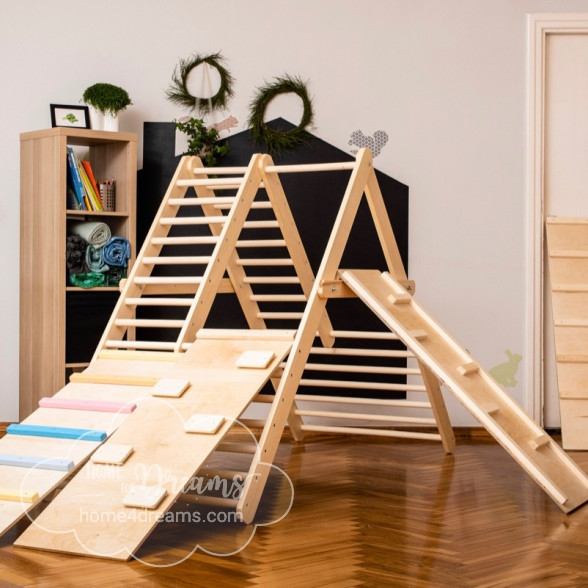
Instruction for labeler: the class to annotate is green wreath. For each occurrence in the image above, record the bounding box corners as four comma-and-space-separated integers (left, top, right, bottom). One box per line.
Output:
247, 75, 314, 153
166, 52, 234, 114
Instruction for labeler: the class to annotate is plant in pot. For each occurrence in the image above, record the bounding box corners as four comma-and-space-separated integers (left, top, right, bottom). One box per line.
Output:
175, 117, 229, 166
82, 83, 132, 131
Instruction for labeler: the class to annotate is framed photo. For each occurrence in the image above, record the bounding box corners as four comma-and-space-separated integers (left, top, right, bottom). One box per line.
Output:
50, 104, 90, 129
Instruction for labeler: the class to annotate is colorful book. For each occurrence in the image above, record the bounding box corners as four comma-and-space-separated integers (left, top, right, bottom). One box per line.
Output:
81, 160, 103, 210
78, 159, 102, 211
66, 147, 86, 210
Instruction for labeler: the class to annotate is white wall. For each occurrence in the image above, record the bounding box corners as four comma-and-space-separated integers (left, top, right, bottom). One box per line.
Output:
3, 0, 588, 424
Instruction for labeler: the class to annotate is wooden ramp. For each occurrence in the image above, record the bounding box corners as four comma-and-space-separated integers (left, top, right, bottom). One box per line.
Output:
546, 217, 588, 450
15, 331, 293, 560
0, 355, 178, 537
339, 269, 588, 513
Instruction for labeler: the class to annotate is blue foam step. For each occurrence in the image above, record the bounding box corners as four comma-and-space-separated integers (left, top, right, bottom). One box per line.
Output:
0, 453, 74, 472
7, 424, 107, 442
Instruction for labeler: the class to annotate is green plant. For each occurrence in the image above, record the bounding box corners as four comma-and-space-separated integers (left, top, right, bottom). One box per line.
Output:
82, 83, 132, 115
175, 117, 229, 166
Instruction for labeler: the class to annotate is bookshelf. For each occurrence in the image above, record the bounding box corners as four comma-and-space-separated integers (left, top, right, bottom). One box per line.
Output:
19, 127, 137, 419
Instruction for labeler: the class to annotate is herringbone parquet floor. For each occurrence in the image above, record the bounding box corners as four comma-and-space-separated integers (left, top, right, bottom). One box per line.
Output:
2, 432, 588, 587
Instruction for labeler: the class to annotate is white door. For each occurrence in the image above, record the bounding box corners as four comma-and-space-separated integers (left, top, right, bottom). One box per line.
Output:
528, 16, 588, 427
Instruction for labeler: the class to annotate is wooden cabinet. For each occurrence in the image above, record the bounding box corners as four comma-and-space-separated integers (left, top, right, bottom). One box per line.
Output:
19, 128, 137, 419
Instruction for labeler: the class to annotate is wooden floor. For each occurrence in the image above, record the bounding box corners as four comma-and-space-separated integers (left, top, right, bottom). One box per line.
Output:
2, 431, 588, 587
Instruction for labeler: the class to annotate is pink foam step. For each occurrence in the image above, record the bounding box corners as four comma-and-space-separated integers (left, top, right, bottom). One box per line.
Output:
39, 397, 136, 413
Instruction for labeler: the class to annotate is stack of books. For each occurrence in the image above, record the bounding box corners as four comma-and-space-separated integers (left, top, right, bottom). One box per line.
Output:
66, 147, 104, 212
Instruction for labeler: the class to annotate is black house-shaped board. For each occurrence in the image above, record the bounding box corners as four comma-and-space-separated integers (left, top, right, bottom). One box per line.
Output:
137, 119, 409, 396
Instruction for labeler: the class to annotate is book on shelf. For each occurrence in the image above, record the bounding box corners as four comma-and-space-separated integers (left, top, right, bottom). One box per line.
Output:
66, 147, 87, 210
81, 160, 103, 210
78, 160, 103, 211
66, 147, 104, 212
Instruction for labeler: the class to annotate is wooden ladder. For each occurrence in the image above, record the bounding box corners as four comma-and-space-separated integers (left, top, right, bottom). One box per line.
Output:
546, 216, 588, 450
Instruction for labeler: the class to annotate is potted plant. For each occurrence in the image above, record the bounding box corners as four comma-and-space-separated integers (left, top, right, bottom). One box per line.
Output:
82, 83, 132, 131
175, 117, 229, 166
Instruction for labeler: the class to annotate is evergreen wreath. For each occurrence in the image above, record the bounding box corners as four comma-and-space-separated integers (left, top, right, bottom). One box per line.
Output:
166, 52, 234, 114
247, 75, 314, 153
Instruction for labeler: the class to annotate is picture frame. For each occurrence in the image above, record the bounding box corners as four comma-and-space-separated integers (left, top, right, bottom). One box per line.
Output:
50, 104, 90, 129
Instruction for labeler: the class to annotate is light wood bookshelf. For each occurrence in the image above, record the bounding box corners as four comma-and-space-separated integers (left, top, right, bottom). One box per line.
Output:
19, 127, 137, 419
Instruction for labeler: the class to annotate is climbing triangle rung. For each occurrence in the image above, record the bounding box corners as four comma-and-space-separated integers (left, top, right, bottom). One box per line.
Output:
159, 215, 226, 226
168, 196, 237, 206
142, 256, 212, 265
125, 297, 193, 307
114, 318, 186, 328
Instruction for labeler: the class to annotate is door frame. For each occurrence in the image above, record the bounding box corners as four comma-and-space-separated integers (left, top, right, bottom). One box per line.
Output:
525, 13, 588, 425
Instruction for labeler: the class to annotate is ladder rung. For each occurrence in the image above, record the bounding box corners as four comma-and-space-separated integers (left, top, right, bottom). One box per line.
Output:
330, 330, 401, 340
134, 276, 203, 285
105, 340, 177, 350
190, 165, 249, 175
251, 294, 307, 302
244, 276, 300, 284
257, 312, 304, 320
115, 318, 186, 328
242, 220, 280, 229
176, 176, 245, 187
159, 216, 226, 226
151, 236, 219, 246
300, 424, 442, 441
303, 363, 420, 376
214, 200, 273, 211
142, 256, 211, 265
265, 161, 357, 173
237, 258, 294, 266
125, 297, 193, 307
295, 394, 431, 409
310, 347, 414, 359
236, 239, 286, 248
299, 379, 427, 392
168, 196, 236, 206
293, 409, 437, 425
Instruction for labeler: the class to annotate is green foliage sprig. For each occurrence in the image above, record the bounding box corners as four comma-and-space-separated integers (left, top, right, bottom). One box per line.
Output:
175, 117, 229, 166
82, 83, 132, 115
247, 75, 314, 153
166, 52, 235, 114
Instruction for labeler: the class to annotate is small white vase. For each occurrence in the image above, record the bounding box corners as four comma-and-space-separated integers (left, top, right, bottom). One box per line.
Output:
88, 106, 104, 130
103, 112, 119, 132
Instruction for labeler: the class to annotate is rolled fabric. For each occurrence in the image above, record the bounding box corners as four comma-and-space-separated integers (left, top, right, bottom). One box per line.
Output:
102, 236, 131, 267
68, 272, 106, 288
69, 221, 111, 247
66, 234, 88, 275
107, 267, 127, 287
85, 244, 110, 273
